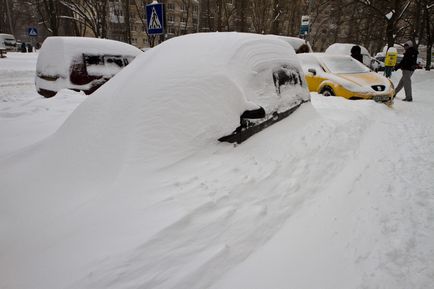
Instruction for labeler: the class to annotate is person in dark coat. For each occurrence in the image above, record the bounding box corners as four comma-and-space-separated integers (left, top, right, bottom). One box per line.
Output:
20, 42, 27, 53
350, 45, 363, 63
394, 40, 418, 102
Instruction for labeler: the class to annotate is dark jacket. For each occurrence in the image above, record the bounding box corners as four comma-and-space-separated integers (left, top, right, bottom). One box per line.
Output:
396, 47, 418, 71
351, 52, 363, 63
350, 45, 363, 63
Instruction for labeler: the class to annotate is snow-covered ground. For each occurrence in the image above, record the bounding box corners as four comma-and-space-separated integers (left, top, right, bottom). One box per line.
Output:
1, 51, 434, 289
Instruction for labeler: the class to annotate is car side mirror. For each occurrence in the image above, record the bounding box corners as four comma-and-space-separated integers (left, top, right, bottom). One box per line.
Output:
308, 68, 317, 76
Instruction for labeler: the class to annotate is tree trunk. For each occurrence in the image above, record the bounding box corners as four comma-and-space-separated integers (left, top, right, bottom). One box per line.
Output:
271, 0, 279, 35
124, 0, 131, 43
217, 0, 222, 31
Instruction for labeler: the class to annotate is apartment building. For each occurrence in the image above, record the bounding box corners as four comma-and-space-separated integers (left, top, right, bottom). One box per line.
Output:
107, 0, 200, 48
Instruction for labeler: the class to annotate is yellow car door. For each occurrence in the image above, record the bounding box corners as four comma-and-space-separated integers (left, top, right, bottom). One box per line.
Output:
305, 72, 327, 92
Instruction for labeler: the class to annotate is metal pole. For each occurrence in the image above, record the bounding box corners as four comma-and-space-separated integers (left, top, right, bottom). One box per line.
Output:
5, 0, 15, 35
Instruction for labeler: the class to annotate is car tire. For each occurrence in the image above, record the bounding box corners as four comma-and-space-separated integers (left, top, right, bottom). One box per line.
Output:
320, 86, 334, 97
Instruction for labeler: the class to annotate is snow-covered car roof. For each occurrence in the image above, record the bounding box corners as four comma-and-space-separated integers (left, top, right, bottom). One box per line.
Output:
270, 35, 313, 52
36, 37, 142, 77
325, 43, 371, 56
299, 53, 370, 73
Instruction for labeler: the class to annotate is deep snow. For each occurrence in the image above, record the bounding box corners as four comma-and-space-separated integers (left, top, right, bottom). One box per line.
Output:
1, 51, 434, 289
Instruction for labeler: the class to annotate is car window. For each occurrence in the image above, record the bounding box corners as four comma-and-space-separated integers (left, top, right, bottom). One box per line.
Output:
4, 39, 16, 46
104, 55, 125, 68
321, 55, 370, 74
84, 54, 103, 66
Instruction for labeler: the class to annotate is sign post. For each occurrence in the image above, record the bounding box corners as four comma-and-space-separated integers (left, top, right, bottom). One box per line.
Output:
27, 27, 38, 37
146, 3, 164, 35
145, 1, 165, 47
299, 15, 310, 39
27, 27, 38, 52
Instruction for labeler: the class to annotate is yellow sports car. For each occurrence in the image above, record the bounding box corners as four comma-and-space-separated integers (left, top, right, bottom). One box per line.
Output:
297, 53, 395, 103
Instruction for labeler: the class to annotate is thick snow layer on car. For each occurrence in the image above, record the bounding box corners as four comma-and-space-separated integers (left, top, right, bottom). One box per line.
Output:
325, 43, 370, 56
2, 31, 310, 226
270, 35, 313, 52
53, 32, 309, 164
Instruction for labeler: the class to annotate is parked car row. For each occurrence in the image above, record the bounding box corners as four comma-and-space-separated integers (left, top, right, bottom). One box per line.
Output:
33, 34, 400, 143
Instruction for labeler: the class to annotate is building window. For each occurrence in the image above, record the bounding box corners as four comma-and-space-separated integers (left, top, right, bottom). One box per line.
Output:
167, 3, 175, 10
181, 4, 187, 11
168, 14, 175, 22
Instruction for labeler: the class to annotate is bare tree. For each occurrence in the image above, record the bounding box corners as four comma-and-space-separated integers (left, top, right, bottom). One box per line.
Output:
424, 1, 434, 69
61, 0, 109, 38
250, 0, 274, 34
123, 0, 132, 43
355, 0, 412, 48
34, 0, 62, 35
234, 0, 249, 32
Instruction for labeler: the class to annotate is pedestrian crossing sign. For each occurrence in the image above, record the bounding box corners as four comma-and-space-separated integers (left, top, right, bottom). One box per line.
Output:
27, 27, 38, 37
146, 2, 165, 35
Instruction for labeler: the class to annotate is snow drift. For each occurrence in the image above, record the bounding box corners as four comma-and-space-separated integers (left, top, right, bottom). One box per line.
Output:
1, 48, 434, 289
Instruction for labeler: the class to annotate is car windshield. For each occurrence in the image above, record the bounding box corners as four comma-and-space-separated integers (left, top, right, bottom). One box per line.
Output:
321, 55, 370, 74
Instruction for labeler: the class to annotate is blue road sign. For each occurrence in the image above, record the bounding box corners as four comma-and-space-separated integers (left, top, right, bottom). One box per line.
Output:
299, 25, 309, 35
146, 3, 165, 35
27, 27, 38, 37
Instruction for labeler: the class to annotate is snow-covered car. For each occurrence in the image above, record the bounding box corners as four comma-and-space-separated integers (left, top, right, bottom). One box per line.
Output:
0, 33, 16, 57
298, 53, 395, 103
60, 32, 310, 146
0, 33, 16, 50
35, 37, 142, 98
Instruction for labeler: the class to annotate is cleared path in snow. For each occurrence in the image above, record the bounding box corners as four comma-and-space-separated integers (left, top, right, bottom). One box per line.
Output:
211, 73, 434, 289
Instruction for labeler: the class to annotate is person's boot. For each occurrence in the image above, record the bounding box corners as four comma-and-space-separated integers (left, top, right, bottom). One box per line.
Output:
402, 98, 413, 102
